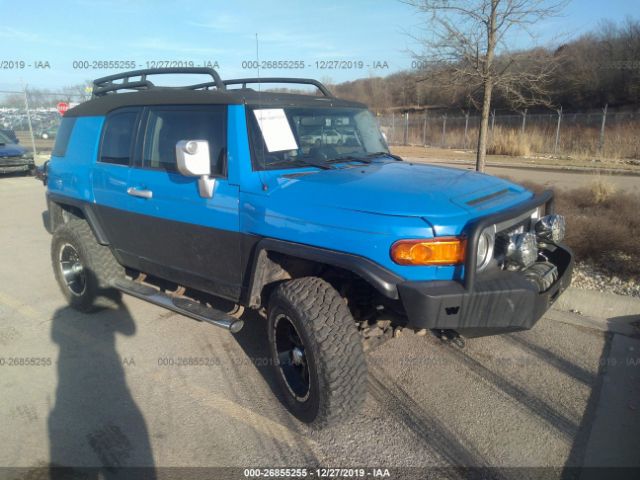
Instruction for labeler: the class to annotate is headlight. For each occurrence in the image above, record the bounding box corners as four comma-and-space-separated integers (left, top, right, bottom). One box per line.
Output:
506, 232, 537, 268
535, 214, 566, 243
476, 228, 494, 270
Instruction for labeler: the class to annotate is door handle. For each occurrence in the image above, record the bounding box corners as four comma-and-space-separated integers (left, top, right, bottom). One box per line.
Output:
127, 187, 153, 199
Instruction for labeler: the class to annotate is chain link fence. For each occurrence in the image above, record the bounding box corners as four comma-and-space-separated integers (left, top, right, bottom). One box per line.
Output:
0, 85, 90, 159
378, 107, 640, 161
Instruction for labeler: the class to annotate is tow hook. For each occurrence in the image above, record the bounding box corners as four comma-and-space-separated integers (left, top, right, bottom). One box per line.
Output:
435, 329, 465, 349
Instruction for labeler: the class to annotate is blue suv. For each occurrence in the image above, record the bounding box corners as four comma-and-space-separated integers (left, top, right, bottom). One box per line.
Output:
41, 68, 573, 427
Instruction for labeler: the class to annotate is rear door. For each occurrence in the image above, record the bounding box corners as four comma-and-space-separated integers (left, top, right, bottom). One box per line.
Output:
121, 105, 242, 301
92, 107, 142, 251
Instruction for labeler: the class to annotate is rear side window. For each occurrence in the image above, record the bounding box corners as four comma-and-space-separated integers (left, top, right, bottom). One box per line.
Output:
51, 117, 77, 157
142, 106, 226, 175
100, 111, 138, 165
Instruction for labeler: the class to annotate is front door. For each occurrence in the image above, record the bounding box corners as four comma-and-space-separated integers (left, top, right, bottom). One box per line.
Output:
122, 105, 242, 301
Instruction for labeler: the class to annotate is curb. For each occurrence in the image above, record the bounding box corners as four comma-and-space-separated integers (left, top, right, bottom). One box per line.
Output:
545, 309, 639, 338
553, 287, 640, 319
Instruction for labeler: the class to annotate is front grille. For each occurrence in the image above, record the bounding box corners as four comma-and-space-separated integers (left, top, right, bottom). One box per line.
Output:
0, 156, 29, 165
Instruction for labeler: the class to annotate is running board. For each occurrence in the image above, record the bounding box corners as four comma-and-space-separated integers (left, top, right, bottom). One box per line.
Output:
112, 279, 244, 333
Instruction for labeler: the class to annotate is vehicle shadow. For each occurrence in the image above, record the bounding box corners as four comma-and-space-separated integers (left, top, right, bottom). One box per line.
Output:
229, 311, 296, 419
608, 314, 640, 338
225, 311, 321, 465
48, 303, 156, 479
562, 333, 613, 476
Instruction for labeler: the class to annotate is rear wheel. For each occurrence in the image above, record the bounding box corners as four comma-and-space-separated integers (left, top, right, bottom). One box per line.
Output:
51, 220, 123, 312
267, 277, 367, 428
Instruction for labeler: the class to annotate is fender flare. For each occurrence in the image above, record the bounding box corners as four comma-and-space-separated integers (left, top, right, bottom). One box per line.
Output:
46, 193, 110, 245
246, 238, 402, 307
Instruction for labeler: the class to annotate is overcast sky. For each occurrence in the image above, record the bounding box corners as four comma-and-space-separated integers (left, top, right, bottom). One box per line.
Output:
1, 0, 638, 90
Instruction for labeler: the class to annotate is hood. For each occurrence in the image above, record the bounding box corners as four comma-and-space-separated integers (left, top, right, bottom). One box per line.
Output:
262, 161, 533, 231
0, 143, 26, 157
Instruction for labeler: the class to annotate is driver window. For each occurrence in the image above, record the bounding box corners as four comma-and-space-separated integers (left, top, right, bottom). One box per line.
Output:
142, 106, 227, 175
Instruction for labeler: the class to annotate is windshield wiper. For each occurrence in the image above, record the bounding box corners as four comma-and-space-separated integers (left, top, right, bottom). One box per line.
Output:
326, 155, 373, 165
267, 157, 335, 170
364, 151, 403, 161
326, 151, 403, 165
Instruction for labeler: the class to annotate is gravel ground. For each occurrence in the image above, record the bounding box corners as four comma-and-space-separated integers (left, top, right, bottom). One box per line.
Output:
571, 260, 640, 298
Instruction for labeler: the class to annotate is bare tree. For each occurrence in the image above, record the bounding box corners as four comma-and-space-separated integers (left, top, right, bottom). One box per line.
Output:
404, 0, 568, 171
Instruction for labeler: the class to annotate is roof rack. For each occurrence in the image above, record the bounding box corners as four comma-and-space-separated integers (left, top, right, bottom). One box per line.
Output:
223, 78, 333, 98
92, 67, 226, 97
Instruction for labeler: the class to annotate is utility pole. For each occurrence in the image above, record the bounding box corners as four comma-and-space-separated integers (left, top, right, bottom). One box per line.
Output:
464, 111, 470, 149
520, 108, 528, 134
490, 109, 496, 145
422, 111, 427, 146
21, 83, 37, 159
441, 114, 447, 147
599, 104, 608, 155
554, 106, 562, 155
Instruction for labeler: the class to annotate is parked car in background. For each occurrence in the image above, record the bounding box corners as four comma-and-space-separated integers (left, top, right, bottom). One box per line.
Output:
0, 131, 34, 175
38, 125, 58, 140
0, 128, 19, 144
299, 126, 343, 146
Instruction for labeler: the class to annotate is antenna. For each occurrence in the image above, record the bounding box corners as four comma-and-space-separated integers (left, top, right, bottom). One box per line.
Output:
255, 33, 260, 90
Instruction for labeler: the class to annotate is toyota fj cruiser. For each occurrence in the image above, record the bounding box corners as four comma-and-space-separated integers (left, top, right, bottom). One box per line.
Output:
41, 68, 573, 428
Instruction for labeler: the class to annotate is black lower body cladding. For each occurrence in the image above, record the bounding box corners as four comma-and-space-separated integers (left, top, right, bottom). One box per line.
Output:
398, 244, 573, 333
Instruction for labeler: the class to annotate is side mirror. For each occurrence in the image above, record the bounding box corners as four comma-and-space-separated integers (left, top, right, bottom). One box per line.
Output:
175, 140, 215, 198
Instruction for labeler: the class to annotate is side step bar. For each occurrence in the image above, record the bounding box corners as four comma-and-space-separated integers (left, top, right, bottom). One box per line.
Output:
112, 279, 244, 333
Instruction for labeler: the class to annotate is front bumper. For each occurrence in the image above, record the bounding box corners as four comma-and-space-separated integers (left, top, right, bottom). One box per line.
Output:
398, 243, 573, 334
0, 158, 34, 174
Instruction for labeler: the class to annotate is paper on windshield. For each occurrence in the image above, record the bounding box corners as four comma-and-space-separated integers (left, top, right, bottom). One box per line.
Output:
253, 109, 298, 152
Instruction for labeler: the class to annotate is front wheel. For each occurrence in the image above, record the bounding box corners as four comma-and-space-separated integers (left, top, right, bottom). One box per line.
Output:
267, 277, 367, 428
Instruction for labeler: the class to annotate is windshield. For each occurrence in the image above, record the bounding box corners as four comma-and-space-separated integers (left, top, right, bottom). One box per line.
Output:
248, 106, 389, 170
0, 131, 11, 144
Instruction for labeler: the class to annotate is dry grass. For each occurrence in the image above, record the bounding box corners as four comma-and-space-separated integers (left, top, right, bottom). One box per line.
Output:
589, 177, 617, 204
505, 177, 640, 279
487, 128, 532, 157
397, 120, 640, 162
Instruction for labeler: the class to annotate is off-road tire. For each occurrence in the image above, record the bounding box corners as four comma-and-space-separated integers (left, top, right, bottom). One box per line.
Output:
267, 276, 367, 428
51, 219, 123, 312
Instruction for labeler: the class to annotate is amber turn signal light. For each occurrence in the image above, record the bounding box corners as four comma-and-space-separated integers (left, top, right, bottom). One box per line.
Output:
390, 237, 466, 266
